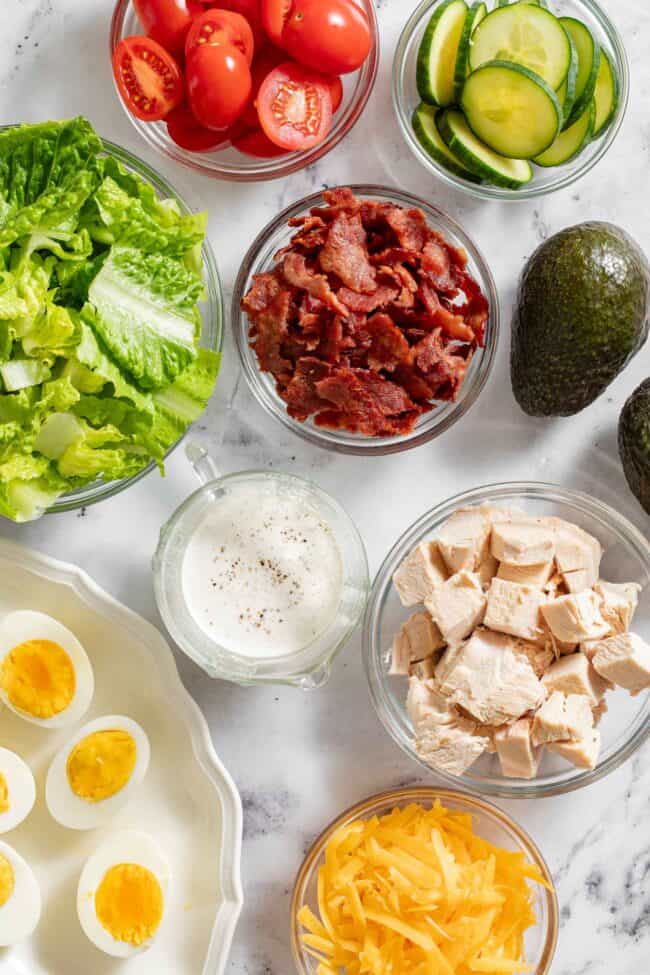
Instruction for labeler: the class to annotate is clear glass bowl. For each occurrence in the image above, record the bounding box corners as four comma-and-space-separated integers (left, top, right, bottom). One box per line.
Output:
291, 787, 558, 975
232, 185, 499, 456
153, 446, 369, 687
363, 482, 650, 798
42, 138, 224, 515
393, 0, 629, 201
109, 0, 379, 182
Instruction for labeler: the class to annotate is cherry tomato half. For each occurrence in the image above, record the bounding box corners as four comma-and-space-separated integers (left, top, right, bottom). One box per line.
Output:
261, 0, 291, 45
328, 75, 343, 113
219, 0, 266, 49
257, 61, 332, 151
113, 36, 184, 121
240, 44, 286, 128
185, 10, 255, 64
133, 0, 192, 56
280, 0, 371, 75
186, 42, 252, 130
166, 103, 233, 150
233, 126, 291, 157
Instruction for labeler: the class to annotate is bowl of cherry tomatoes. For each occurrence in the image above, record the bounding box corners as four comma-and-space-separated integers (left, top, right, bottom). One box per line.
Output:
110, 0, 379, 181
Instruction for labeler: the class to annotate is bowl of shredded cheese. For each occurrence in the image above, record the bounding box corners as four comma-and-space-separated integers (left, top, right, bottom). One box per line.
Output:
291, 787, 558, 975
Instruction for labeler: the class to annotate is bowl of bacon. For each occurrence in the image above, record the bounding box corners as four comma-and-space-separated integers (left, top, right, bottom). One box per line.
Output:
232, 185, 499, 455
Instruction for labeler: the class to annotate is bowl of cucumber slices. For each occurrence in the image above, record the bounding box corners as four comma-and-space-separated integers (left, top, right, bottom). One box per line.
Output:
393, 0, 628, 199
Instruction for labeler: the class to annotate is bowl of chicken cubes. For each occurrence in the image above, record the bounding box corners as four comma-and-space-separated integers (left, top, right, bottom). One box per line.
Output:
364, 482, 650, 797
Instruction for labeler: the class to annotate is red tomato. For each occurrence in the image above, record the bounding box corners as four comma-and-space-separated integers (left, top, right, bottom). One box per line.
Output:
186, 43, 252, 129
166, 103, 233, 150
133, 0, 192, 55
240, 45, 286, 128
280, 0, 371, 75
113, 36, 184, 121
257, 61, 332, 150
233, 126, 290, 157
261, 0, 291, 44
327, 75, 343, 112
219, 0, 266, 49
185, 10, 254, 64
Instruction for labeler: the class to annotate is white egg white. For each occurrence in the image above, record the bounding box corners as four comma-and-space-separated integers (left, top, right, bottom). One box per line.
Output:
0, 610, 94, 728
0, 840, 41, 946
77, 830, 171, 958
0, 747, 36, 834
46, 715, 150, 830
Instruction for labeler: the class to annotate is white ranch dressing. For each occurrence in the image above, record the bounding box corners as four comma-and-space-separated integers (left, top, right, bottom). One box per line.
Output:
182, 483, 344, 658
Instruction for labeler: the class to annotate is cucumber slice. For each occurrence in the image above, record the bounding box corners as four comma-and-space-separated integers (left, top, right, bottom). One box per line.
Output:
453, 2, 487, 102
412, 104, 482, 182
438, 109, 533, 188
592, 47, 619, 138
557, 28, 578, 128
560, 17, 600, 126
496, 0, 509, 7
469, 4, 573, 90
417, 0, 468, 107
461, 60, 561, 158
533, 98, 595, 166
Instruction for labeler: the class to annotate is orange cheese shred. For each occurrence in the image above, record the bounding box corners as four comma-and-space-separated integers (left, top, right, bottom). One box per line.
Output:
298, 801, 550, 975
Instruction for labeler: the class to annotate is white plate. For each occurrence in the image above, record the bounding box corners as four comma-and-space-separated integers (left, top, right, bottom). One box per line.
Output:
0, 539, 243, 975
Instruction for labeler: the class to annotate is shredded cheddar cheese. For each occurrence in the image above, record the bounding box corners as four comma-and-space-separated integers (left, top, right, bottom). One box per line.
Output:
298, 801, 551, 975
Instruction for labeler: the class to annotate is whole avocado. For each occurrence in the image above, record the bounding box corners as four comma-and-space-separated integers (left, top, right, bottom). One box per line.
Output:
619, 378, 650, 515
511, 222, 650, 416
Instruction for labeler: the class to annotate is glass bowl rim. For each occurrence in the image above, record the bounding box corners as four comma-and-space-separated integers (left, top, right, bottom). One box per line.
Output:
231, 183, 500, 456
109, 0, 380, 183
290, 785, 559, 975
0, 126, 225, 515
363, 480, 650, 799
392, 0, 631, 202
153, 466, 371, 686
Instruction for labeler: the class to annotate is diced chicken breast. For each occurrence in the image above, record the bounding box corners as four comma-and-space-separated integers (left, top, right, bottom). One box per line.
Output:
591, 633, 650, 696
592, 698, 608, 726
484, 578, 546, 641
548, 729, 601, 770
491, 519, 555, 566
497, 560, 555, 587
425, 571, 487, 645
479, 504, 526, 524
512, 637, 555, 678
436, 627, 546, 725
562, 569, 593, 594
477, 552, 499, 590
393, 541, 448, 607
531, 691, 594, 746
595, 580, 641, 635
436, 507, 491, 575
409, 657, 437, 680
389, 611, 445, 675
542, 652, 608, 704
407, 678, 489, 776
544, 630, 578, 658
547, 519, 602, 589
541, 591, 609, 643
495, 718, 541, 779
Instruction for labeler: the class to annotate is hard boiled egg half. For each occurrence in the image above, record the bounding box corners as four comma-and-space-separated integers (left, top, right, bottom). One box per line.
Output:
0, 747, 36, 834
0, 840, 41, 946
0, 611, 94, 728
46, 715, 150, 830
77, 830, 170, 957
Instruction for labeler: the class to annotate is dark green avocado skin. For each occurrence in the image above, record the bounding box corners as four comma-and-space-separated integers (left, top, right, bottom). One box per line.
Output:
619, 378, 650, 515
511, 222, 650, 416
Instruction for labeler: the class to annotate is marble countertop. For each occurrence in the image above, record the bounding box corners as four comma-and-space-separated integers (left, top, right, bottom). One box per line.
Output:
1, 0, 649, 972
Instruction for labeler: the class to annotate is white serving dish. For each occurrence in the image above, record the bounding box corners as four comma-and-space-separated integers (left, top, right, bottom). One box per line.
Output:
0, 539, 243, 975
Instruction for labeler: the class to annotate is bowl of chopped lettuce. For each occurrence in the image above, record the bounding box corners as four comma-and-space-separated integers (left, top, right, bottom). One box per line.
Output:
0, 117, 223, 522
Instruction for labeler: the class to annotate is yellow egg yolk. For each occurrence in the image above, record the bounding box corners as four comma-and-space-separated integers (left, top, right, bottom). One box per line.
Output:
95, 864, 163, 946
67, 730, 137, 802
0, 639, 75, 718
0, 853, 14, 908
0, 773, 8, 815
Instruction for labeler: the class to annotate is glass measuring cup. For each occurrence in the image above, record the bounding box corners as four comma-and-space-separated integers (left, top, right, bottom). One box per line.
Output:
153, 445, 370, 688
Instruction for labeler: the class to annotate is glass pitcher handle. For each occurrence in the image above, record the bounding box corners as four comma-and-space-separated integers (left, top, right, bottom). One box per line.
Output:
185, 442, 221, 486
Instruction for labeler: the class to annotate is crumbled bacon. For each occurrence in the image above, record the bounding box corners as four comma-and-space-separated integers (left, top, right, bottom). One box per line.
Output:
243, 189, 489, 438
